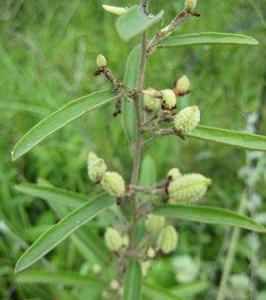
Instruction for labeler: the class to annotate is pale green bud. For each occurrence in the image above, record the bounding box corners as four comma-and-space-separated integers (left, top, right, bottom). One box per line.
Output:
161, 89, 176, 109
110, 279, 119, 290
92, 264, 102, 274
147, 247, 156, 258
144, 94, 161, 111
101, 171, 126, 198
174, 106, 200, 134
102, 4, 127, 16
157, 225, 178, 254
175, 75, 190, 93
141, 261, 151, 277
184, 0, 197, 13
96, 54, 107, 67
168, 173, 212, 204
145, 214, 165, 233
168, 168, 182, 180
87, 151, 107, 183
104, 227, 123, 251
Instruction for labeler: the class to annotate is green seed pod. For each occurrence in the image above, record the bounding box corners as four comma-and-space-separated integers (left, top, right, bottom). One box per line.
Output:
161, 89, 176, 109
92, 264, 102, 274
101, 171, 126, 198
144, 94, 161, 111
184, 0, 197, 13
147, 247, 156, 259
102, 4, 127, 16
175, 75, 190, 93
87, 151, 107, 183
110, 279, 119, 290
174, 106, 200, 134
104, 227, 123, 252
157, 225, 178, 254
145, 214, 165, 233
96, 54, 107, 67
168, 168, 182, 180
168, 173, 212, 204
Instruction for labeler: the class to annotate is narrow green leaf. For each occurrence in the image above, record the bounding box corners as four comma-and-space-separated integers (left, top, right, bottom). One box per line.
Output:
15, 183, 87, 208
116, 6, 164, 41
122, 45, 141, 142
160, 32, 259, 47
153, 205, 266, 232
124, 261, 142, 300
140, 155, 157, 187
15, 196, 115, 273
170, 281, 208, 298
11, 90, 116, 160
16, 270, 102, 287
143, 283, 183, 300
188, 125, 266, 151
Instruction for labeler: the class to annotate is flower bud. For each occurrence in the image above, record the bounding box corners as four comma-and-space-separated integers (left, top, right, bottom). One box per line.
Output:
161, 89, 176, 109
168, 168, 182, 180
104, 227, 123, 252
168, 173, 212, 204
157, 225, 178, 254
174, 106, 200, 134
96, 54, 107, 67
102, 4, 127, 16
175, 75, 190, 93
147, 247, 156, 259
141, 261, 151, 277
184, 0, 197, 13
144, 94, 161, 111
101, 171, 126, 198
92, 264, 102, 274
145, 214, 165, 233
87, 151, 107, 183
110, 279, 119, 290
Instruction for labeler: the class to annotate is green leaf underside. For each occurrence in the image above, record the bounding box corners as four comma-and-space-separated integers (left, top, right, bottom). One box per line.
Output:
15, 196, 115, 273
16, 271, 103, 287
116, 6, 164, 41
188, 125, 266, 151
154, 205, 266, 232
11, 89, 116, 160
143, 283, 183, 300
15, 183, 87, 208
122, 45, 141, 142
160, 32, 259, 47
124, 261, 142, 300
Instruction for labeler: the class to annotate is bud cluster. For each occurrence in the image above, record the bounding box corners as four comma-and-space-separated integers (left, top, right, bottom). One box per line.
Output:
87, 151, 126, 198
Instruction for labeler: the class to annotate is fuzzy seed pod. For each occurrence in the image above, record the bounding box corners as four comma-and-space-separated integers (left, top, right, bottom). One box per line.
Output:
102, 4, 127, 16
101, 171, 126, 198
174, 106, 200, 134
184, 0, 197, 13
145, 214, 165, 233
144, 94, 161, 111
92, 264, 102, 274
110, 279, 119, 290
147, 247, 156, 259
157, 225, 178, 254
96, 54, 107, 67
104, 227, 123, 251
87, 152, 107, 183
175, 75, 190, 93
161, 89, 176, 109
168, 168, 182, 180
168, 173, 212, 204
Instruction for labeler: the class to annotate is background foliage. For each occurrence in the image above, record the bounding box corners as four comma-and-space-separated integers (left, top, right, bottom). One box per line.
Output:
0, 0, 265, 299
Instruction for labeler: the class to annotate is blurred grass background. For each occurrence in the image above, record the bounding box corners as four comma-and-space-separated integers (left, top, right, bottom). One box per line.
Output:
0, 0, 265, 299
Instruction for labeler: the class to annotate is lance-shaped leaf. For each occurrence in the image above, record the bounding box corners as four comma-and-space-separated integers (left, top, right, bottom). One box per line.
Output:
15, 183, 87, 208
15, 196, 115, 273
122, 45, 141, 142
116, 6, 164, 41
16, 270, 103, 287
124, 261, 142, 300
187, 125, 266, 151
153, 205, 266, 232
160, 32, 259, 47
143, 283, 183, 300
11, 90, 116, 160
